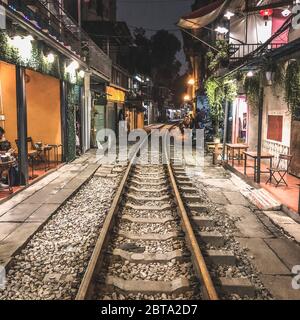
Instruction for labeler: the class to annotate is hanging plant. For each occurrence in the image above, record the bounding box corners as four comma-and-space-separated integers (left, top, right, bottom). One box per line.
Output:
205, 76, 237, 137
244, 73, 261, 107
207, 40, 229, 72
285, 60, 300, 119
0, 30, 82, 86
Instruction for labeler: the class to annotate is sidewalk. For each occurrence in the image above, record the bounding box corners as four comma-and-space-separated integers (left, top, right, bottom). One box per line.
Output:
0, 151, 101, 266
226, 158, 300, 214
185, 154, 300, 299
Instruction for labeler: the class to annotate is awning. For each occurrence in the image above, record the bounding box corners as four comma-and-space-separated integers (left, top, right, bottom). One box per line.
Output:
177, 0, 228, 29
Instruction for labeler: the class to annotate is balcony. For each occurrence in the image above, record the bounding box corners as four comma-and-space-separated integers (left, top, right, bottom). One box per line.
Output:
111, 64, 129, 91
229, 43, 286, 61
3, 0, 111, 80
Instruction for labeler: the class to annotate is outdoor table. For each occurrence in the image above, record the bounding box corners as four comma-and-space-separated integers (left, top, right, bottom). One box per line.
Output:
36, 145, 53, 171
243, 151, 274, 182
226, 143, 248, 166
48, 144, 63, 166
0, 160, 17, 193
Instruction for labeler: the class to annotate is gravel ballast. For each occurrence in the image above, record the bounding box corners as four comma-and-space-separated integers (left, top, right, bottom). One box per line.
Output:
0, 174, 121, 300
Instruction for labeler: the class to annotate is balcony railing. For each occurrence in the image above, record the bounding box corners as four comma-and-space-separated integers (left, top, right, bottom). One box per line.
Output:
229, 43, 286, 61
111, 64, 129, 90
4, 0, 111, 80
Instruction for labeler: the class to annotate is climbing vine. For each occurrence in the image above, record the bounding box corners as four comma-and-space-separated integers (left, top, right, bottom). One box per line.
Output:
204, 76, 237, 137
206, 40, 229, 72
0, 30, 83, 85
244, 73, 261, 107
285, 60, 300, 119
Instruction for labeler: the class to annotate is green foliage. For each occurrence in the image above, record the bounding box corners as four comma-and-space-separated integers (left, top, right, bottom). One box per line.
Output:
205, 77, 237, 136
121, 28, 181, 87
207, 40, 229, 71
66, 84, 80, 162
0, 30, 82, 85
244, 73, 261, 107
285, 60, 300, 119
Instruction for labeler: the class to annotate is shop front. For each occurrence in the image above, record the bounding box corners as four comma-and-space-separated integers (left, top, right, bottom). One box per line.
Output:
106, 85, 126, 133
0, 33, 85, 200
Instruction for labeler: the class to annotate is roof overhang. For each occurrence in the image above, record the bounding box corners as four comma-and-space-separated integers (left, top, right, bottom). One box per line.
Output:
177, 0, 228, 29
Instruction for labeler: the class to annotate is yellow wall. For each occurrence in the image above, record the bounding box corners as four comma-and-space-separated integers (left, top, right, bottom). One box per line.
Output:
0, 62, 17, 147
25, 69, 61, 159
137, 112, 144, 129
106, 86, 125, 103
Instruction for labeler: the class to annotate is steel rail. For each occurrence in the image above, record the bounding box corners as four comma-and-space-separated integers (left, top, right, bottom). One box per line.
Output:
163, 129, 219, 300
76, 124, 170, 300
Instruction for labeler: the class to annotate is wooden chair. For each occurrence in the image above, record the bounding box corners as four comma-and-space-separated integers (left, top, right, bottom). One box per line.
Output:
15, 138, 39, 178
266, 154, 293, 187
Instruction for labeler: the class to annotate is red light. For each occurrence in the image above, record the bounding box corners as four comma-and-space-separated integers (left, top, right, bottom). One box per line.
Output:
259, 9, 273, 18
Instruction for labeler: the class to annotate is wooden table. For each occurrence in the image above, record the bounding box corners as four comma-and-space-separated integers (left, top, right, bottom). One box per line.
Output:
243, 151, 274, 182
226, 143, 248, 166
0, 160, 17, 193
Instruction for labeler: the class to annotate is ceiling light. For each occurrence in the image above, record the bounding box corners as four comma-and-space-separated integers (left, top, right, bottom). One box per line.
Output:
215, 26, 229, 34
46, 53, 55, 63
224, 11, 234, 20
70, 60, 79, 70
78, 70, 85, 78
281, 8, 291, 17
246, 71, 254, 77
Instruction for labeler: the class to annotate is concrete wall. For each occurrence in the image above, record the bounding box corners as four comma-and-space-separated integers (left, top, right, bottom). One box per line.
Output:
262, 86, 291, 157
25, 69, 62, 159
0, 61, 17, 146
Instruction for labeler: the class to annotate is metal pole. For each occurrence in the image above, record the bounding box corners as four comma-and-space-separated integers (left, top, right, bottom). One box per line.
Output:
222, 100, 229, 161
60, 80, 67, 162
16, 66, 28, 185
77, 0, 81, 29
256, 86, 264, 184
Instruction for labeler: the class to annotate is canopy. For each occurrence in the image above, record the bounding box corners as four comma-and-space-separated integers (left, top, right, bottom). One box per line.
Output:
177, 0, 227, 29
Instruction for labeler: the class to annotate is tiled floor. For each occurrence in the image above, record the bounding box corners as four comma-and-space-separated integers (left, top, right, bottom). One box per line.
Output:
0, 162, 61, 201
229, 159, 300, 213
0, 151, 100, 264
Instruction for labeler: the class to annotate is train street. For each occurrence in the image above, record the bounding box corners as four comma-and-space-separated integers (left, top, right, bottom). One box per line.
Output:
0, 0, 300, 311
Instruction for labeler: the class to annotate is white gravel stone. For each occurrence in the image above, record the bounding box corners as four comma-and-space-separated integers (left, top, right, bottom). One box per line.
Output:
0, 173, 121, 300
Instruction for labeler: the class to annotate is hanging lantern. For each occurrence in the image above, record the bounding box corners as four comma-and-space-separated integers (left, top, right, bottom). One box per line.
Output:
260, 8, 273, 25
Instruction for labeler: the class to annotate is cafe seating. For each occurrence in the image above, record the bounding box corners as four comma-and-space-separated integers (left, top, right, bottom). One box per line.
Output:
266, 154, 294, 187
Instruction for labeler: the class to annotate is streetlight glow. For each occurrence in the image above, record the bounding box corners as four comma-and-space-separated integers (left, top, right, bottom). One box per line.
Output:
187, 78, 195, 85
183, 94, 190, 101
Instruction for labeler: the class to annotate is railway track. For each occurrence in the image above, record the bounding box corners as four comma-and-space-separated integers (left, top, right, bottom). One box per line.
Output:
76, 124, 255, 300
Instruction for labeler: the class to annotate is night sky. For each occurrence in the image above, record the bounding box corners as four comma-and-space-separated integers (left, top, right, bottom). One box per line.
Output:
116, 0, 194, 74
